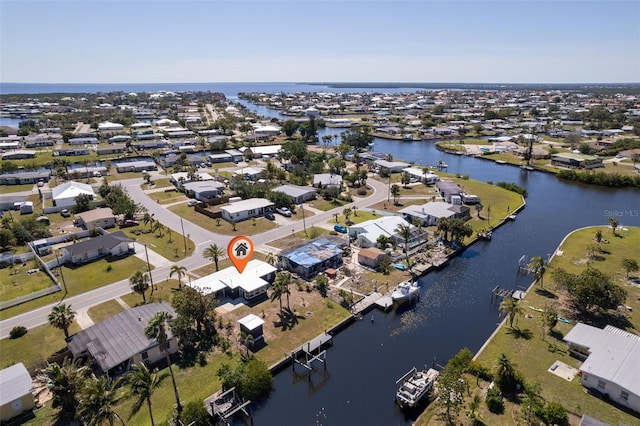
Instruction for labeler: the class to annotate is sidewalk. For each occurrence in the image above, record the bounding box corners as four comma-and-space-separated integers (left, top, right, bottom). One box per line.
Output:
132, 242, 172, 268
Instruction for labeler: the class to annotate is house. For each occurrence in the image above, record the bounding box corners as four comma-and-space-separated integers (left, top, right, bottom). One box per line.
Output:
207, 153, 232, 163
399, 201, 471, 226
220, 198, 274, 222
313, 173, 342, 189
0, 171, 50, 185
2, 150, 36, 160
435, 180, 463, 202
75, 208, 116, 230
67, 303, 177, 377
349, 216, 424, 250
170, 171, 215, 187
114, 160, 157, 173
15, 201, 33, 215
68, 137, 99, 145
551, 153, 604, 169
108, 135, 131, 143
358, 247, 387, 269
98, 121, 124, 132
183, 180, 225, 201
238, 314, 265, 343
279, 236, 347, 280
233, 166, 264, 180
563, 323, 640, 414
54, 147, 90, 156
241, 144, 281, 158
402, 167, 440, 184
188, 259, 276, 301
97, 144, 126, 155
225, 149, 244, 162
60, 231, 134, 264
67, 165, 108, 180
374, 159, 411, 174
272, 184, 317, 204
0, 363, 34, 423
51, 181, 95, 208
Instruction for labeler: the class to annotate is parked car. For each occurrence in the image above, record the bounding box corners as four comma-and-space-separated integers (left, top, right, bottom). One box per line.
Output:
276, 207, 292, 217
333, 224, 347, 233
187, 200, 201, 207
60, 209, 70, 218
119, 219, 139, 228
264, 211, 276, 220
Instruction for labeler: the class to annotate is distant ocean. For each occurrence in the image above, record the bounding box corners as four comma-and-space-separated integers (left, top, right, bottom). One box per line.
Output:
0, 82, 431, 97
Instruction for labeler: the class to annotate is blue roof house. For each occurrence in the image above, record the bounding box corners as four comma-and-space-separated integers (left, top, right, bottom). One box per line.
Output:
279, 236, 347, 280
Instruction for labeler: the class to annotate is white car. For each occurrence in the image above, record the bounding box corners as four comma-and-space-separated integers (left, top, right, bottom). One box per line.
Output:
276, 207, 292, 217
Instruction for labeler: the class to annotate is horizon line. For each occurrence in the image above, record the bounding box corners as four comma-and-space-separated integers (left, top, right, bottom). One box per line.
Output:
2, 81, 640, 86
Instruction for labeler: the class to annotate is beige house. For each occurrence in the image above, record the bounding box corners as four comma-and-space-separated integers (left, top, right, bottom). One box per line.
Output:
0, 363, 34, 423
75, 207, 116, 229
358, 247, 386, 268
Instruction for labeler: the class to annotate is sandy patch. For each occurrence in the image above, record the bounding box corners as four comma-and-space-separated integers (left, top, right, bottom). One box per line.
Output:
548, 360, 578, 381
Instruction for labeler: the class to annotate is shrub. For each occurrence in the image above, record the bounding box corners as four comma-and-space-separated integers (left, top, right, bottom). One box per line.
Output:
180, 400, 210, 426
486, 386, 504, 414
9, 326, 27, 339
356, 187, 367, 196
542, 402, 569, 426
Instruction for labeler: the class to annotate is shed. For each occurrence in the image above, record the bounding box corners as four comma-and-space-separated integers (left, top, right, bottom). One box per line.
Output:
0, 363, 34, 423
358, 247, 386, 268
238, 314, 265, 342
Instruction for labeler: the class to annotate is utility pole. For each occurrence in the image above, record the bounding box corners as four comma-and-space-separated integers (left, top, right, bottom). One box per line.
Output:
301, 203, 307, 236
180, 217, 187, 254
55, 251, 68, 295
144, 244, 155, 293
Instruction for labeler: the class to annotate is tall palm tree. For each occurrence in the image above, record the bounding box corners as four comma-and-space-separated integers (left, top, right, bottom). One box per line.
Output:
608, 217, 619, 235
203, 243, 224, 271
48, 303, 76, 340
390, 184, 400, 205
527, 256, 547, 289
496, 353, 517, 391
275, 272, 292, 311
593, 229, 603, 244
130, 271, 150, 303
126, 363, 167, 425
41, 358, 90, 418
437, 217, 451, 242
343, 207, 352, 224
270, 280, 284, 313
77, 376, 125, 426
395, 223, 412, 261
169, 265, 187, 289
145, 312, 182, 413
499, 296, 523, 328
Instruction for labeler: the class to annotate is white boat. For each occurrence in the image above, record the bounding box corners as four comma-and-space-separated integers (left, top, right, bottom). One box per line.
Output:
395, 367, 439, 408
391, 280, 419, 303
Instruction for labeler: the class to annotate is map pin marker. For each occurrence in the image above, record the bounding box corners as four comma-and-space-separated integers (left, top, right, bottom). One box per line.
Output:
227, 235, 254, 274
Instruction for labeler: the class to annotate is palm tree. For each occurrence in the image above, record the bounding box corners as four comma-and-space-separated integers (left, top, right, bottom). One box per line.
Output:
41, 358, 90, 418
126, 363, 167, 425
142, 212, 154, 229
496, 353, 517, 391
275, 272, 292, 311
203, 243, 224, 271
499, 297, 523, 328
527, 256, 547, 289
130, 271, 150, 303
395, 223, 412, 261
608, 217, 619, 235
169, 265, 187, 289
77, 376, 125, 426
540, 304, 558, 340
437, 217, 451, 242
265, 251, 276, 266
593, 229, 603, 244
241, 332, 255, 356
333, 212, 340, 223
145, 312, 182, 413
48, 303, 76, 340
391, 184, 401, 205
270, 280, 284, 313
343, 207, 352, 224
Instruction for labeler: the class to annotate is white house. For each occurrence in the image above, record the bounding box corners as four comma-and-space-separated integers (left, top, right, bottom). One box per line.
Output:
402, 167, 441, 184
241, 144, 282, 158
0, 363, 34, 423
51, 181, 95, 208
220, 198, 274, 222
374, 159, 411, 174
398, 201, 471, 226
188, 259, 276, 301
233, 166, 264, 180
272, 184, 317, 204
313, 173, 343, 189
60, 231, 134, 264
182, 180, 225, 201
563, 323, 640, 414
349, 216, 417, 249
98, 121, 124, 131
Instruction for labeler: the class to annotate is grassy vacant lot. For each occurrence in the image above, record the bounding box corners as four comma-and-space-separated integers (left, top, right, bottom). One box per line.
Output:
0, 265, 54, 301
0, 183, 34, 194
416, 226, 640, 426
141, 177, 172, 190
116, 225, 195, 261
0, 255, 149, 320
152, 189, 189, 205
307, 197, 348, 211
168, 204, 277, 236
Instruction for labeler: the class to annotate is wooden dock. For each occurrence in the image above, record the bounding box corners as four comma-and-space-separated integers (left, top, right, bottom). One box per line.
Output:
351, 291, 383, 314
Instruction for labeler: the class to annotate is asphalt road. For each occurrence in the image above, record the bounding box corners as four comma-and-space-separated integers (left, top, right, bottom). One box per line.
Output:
0, 177, 389, 339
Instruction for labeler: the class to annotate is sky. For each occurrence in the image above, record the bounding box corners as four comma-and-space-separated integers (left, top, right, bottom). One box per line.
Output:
1, 0, 639, 84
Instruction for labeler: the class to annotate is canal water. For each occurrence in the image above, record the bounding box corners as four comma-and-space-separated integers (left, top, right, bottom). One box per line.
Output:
239, 111, 639, 425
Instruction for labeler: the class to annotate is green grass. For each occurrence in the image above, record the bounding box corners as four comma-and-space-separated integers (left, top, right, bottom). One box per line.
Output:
308, 198, 348, 211
0, 256, 150, 321
0, 183, 34, 194
120, 279, 180, 308
151, 189, 188, 205
87, 299, 125, 323
471, 226, 640, 426
0, 266, 55, 301
168, 204, 277, 236
116, 225, 195, 261
141, 177, 172, 190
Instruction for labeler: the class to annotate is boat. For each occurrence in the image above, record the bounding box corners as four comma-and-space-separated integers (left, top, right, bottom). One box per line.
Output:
507, 214, 517, 221
529, 306, 544, 312
558, 316, 571, 324
391, 280, 419, 303
395, 367, 439, 409
478, 230, 492, 240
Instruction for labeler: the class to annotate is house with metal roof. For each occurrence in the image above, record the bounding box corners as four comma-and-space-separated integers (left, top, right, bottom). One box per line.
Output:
373, 159, 411, 174
435, 180, 463, 202
183, 180, 225, 201
313, 173, 343, 189
563, 322, 640, 413
114, 160, 157, 173
279, 236, 347, 280
60, 231, 134, 264
188, 259, 276, 301
0, 170, 50, 185
272, 184, 317, 204
551, 152, 604, 169
51, 180, 95, 208
349, 215, 425, 250
399, 201, 470, 226
68, 303, 177, 377
220, 198, 274, 222
0, 363, 34, 423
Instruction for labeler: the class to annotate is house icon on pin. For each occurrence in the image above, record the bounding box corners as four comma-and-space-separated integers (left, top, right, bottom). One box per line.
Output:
235, 242, 248, 257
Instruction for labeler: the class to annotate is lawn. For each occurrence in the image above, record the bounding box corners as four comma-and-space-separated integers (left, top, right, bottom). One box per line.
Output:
443, 226, 640, 426
152, 189, 189, 205
141, 177, 172, 190
307, 197, 348, 211
120, 279, 180, 308
0, 266, 55, 301
0, 255, 150, 320
87, 299, 125, 323
0, 183, 34, 194
116, 225, 195, 261
168, 204, 277, 236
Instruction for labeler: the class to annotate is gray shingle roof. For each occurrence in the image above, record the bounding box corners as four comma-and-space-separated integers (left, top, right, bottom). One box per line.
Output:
68, 302, 176, 373
64, 231, 133, 257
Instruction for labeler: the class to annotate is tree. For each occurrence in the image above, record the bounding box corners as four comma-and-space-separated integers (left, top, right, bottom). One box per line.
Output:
275, 271, 292, 311
540, 304, 558, 340
73, 193, 93, 213
48, 303, 76, 340
621, 257, 639, 279
126, 363, 167, 425
499, 297, 522, 328
203, 243, 224, 271
77, 376, 125, 426
270, 280, 284, 313
401, 171, 411, 187
376, 234, 390, 250
169, 265, 187, 289
145, 312, 182, 413
217, 358, 273, 402
0, 228, 14, 250
41, 358, 90, 418
315, 275, 329, 297
391, 184, 400, 205
130, 271, 150, 303
343, 207, 352, 225
395, 223, 412, 261
495, 353, 517, 392
566, 267, 626, 313
180, 400, 211, 426
437, 217, 451, 242
172, 286, 218, 349
527, 256, 547, 288
608, 217, 619, 235
435, 364, 467, 425
593, 229, 603, 244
